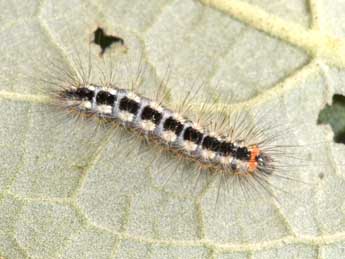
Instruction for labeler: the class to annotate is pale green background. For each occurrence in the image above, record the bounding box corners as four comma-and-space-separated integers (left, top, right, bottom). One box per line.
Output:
1, 0, 345, 258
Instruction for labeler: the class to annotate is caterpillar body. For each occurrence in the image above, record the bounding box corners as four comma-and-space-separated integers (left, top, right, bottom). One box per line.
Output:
59, 84, 270, 178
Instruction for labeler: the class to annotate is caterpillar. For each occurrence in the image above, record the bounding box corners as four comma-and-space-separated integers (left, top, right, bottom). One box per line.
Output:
30, 41, 315, 206
58, 84, 270, 179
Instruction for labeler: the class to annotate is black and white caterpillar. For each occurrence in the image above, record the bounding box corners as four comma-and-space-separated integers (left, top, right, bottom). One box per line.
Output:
58, 84, 272, 178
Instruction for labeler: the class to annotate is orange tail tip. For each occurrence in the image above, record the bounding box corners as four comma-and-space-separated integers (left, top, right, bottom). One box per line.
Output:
249, 145, 260, 172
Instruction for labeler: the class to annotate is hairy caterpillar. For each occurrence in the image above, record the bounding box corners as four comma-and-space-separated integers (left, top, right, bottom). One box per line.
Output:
25, 38, 321, 207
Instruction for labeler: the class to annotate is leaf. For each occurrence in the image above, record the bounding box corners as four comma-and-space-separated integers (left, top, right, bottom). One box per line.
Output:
0, 0, 345, 258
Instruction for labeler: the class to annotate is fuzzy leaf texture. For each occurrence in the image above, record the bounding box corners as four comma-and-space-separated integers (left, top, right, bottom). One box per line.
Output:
0, 0, 345, 259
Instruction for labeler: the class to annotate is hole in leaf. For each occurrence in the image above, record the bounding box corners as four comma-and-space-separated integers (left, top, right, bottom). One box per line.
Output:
317, 94, 345, 144
92, 27, 125, 56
